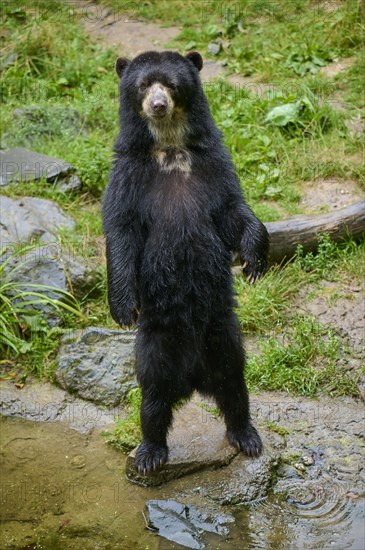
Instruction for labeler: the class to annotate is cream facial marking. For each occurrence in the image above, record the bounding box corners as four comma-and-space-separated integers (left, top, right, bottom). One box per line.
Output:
141, 82, 188, 148
142, 83, 173, 119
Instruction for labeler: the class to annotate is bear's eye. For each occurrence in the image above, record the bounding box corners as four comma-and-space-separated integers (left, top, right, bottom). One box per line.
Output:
167, 82, 177, 91
139, 82, 148, 92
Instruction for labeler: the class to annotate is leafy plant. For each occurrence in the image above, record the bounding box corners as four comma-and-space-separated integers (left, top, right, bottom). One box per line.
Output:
265, 95, 333, 137
285, 45, 337, 76
0, 245, 83, 356
295, 233, 363, 279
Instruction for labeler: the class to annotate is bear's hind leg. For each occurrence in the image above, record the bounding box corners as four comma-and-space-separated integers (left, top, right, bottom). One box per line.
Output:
134, 390, 172, 474
204, 314, 262, 458
134, 323, 194, 474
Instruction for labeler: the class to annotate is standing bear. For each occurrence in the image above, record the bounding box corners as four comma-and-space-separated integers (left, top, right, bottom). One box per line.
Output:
103, 51, 269, 474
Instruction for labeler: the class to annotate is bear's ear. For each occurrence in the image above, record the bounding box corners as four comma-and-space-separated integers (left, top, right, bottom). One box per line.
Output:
115, 57, 129, 78
185, 51, 203, 72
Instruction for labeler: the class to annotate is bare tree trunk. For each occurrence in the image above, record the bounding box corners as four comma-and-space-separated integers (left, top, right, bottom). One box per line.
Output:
264, 200, 365, 264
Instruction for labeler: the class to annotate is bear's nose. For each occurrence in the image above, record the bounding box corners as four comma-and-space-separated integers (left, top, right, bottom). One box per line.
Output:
152, 99, 168, 115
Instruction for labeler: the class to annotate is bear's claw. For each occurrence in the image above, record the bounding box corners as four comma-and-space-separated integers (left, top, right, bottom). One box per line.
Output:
227, 425, 263, 458
134, 441, 168, 475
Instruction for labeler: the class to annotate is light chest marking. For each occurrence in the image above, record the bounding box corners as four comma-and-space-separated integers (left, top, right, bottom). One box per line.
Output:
155, 148, 192, 175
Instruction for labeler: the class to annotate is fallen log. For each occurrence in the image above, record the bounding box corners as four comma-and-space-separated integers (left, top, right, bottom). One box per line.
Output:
264, 199, 365, 264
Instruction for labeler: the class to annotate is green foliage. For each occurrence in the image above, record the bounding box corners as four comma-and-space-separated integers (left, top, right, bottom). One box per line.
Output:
285, 45, 337, 76
236, 236, 364, 397
235, 235, 364, 334
104, 388, 142, 452
235, 263, 300, 333
264, 95, 335, 138
295, 234, 364, 279
1, 0, 363, 401
197, 401, 220, 419
0, 0, 117, 196
247, 315, 360, 397
0, 245, 83, 357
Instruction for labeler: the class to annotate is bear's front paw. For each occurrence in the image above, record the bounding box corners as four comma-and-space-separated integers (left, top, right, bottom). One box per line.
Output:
110, 305, 139, 328
227, 425, 263, 457
240, 224, 269, 283
241, 256, 267, 284
134, 441, 168, 475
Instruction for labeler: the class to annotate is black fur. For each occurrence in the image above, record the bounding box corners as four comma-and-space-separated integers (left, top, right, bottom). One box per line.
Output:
103, 51, 269, 474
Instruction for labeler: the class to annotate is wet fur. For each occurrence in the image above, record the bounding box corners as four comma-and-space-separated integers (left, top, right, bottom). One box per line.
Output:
103, 51, 269, 474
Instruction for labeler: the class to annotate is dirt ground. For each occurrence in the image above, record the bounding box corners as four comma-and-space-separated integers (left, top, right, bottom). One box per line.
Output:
299, 177, 363, 214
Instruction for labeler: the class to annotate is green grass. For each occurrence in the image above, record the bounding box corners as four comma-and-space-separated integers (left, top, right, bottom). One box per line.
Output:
235, 234, 364, 334
0, 244, 84, 378
1, 1, 364, 398
103, 388, 142, 451
246, 314, 361, 397
235, 235, 365, 397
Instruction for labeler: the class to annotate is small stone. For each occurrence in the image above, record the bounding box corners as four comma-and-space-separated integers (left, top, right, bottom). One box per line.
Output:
208, 42, 221, 55
70, 454, 86, 469
302, 455, 314, 466
57, 174, 82, 193
294, 462, 306, 471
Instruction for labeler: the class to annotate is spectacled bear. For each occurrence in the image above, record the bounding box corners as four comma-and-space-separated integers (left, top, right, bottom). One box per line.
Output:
103, 50, 269, 474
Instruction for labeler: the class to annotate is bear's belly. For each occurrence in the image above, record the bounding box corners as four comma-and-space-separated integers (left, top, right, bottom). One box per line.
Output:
138, 170, 231, 310
139, 223, 231, 312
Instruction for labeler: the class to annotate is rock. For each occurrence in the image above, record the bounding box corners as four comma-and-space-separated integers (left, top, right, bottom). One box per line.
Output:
0, 196, 75, 245
166, 393, 365, 507
0, 196, 100, 301
207, 42, 221, 56
145, 499, 234, 549
126, 402, 239, 486
193, 449, 279, 505
10, 253, 98, 302
55, 328, 137, 406
0, 147, 72, 186
302, 455, 315, 466
56, 174, 82, 193
0, 379, 118, 434
0, 52, 18, 72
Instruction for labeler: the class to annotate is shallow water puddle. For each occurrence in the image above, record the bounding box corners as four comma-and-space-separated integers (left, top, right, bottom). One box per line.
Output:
0, 416, 364, 549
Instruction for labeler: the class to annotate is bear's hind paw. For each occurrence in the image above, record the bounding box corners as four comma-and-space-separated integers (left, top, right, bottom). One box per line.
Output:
134, 441, 168, 475
227, 425, 263, 458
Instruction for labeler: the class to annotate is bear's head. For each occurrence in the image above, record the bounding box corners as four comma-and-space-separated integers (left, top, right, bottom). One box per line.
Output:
115, 51, 203, 145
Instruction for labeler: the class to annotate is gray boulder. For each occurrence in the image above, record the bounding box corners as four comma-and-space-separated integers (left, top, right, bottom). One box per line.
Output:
0, 195, 75, 244
55, 328, 137, 406
1, 195, 100, 300
0, 148, 73, 186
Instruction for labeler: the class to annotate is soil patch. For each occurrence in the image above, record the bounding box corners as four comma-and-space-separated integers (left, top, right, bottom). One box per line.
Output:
320, 57, 355, 78
299, 178, 363, 214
